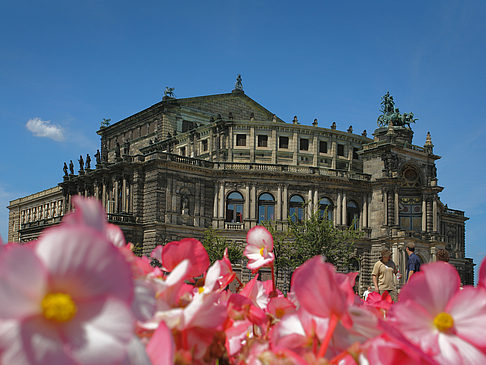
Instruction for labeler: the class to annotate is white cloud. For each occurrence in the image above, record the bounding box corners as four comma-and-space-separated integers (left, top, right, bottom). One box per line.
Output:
26, 118, 65, 142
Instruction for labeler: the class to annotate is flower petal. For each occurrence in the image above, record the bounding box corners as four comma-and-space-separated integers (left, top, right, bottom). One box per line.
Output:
479, 257, 486, 289
36, 225, 133, 302
146, 321, 174, 365
447, 287, 486, 348
63, 298, 134, 365
436, 332, 486, 365
399, 262, 459, 315
63, 196, 106, 233
246, 226, 273, 251
162, 238, 209, 278
0, 246, 47, 319
389, 300, 439, 354
0, 317, 76, 365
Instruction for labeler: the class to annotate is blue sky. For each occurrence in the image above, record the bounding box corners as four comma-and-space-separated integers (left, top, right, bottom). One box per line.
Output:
1, 1, 485, 280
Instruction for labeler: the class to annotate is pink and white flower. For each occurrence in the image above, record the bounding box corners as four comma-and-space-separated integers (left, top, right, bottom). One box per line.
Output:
243, 226, 274, 271
389, 262, 486, 364
0, 223, 134, 365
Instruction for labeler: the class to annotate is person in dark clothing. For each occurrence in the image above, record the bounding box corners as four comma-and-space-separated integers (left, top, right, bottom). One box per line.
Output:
406, 242, 421, 282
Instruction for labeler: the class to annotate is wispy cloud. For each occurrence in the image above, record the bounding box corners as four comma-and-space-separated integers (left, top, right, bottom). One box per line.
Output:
26, 118, 65, 142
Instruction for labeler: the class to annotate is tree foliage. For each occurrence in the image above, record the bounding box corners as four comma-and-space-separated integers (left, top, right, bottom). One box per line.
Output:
201, 227, 243, 264
286, 209, 361, 271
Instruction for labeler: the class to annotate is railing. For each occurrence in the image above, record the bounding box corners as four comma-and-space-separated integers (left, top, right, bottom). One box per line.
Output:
20, 216, 63, 231
107, 213, 136, 224
144, 152, 371, 181
444, 208, 465, 216
225, 222, 245, 230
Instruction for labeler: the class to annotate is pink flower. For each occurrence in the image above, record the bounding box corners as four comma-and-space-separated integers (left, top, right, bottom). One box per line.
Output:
0, 224, 134, 365
243, 226, 274, 271
155, 238, 210, 279
390, 262, 486, 364
291, 255, 352, 327
63, 196, 126, 247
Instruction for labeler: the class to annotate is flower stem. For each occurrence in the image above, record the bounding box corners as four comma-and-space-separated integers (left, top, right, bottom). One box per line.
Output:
318, 313, 339, 358
271, 264, 276, 293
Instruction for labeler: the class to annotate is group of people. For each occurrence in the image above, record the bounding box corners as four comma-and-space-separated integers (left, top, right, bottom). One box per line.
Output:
364, 242, 421, 302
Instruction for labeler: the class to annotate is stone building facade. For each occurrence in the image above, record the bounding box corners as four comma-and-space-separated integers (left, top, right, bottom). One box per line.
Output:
8, 80, 475, 290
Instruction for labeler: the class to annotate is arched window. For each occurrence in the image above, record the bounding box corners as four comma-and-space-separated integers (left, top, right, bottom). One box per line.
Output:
319, 197, 333, 221
258, 193, 275, 223
347, 200, 360, 228
226, 192, 244, 223
289, 195, 305, 222
399, 197, 421, 232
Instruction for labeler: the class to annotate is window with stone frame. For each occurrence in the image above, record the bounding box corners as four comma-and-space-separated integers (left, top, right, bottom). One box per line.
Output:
346, 200, 359, 228
201, 139, 208, 152
180, 146, 186, 156
300, 138, 309, 151
257, 135, 268, 148
337, 144, 345, 156
289, 195, 305, 222
319, 197, 333, 221
279, 136, 289, 149
353, 147, 359, 160
226, 191, 244, 223
399, 197, 422, 232
258, 193, 275, 223
236, 134, 247, 147
319, 141, 328, 154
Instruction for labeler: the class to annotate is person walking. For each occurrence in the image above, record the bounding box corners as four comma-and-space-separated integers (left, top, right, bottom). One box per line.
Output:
363, 286, 372, 301
406, 242, 421, 282
372, 249, 397, 302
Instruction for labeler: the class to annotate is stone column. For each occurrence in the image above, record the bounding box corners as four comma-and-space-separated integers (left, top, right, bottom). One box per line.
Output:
422, 196, 427, 232
363, 193, 368, 228
102, 181, 106, 211
342, 192, 347, 226
394, 190, 399, 226
433, 197, 438, 232
308, 189, 313, 218
292, 131, 298, 165
314, 190, 318, 213
336, 192, 342, 225
282, 185, 288, 220
249, 127, 255, 163
426, 199, 433, 232
195, 182, 200, 216
244, 185, 250, 220
313, 136, 318, 167
276, 185, 282, 220
331, 140, 337, 170
272, 129, 277, 164
114, 179, 119, 213
213, 182, 218, 219
122, 177, 127, 213
383, 190, 388, 226
219, 183, 225, 220
250, 184, 256, 221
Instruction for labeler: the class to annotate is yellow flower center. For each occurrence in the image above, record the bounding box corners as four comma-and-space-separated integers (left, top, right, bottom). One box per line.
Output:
275, 308, 285, 318
41, 293, 77, 322
259, 247, 265, 256
198, 287, 205, 294
433, 312, 454, 332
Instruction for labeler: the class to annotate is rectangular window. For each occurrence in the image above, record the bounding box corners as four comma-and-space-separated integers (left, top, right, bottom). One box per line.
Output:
236, 134, 246, 147
180, 146, 186, 156
257, 135, 268, 147
300, 138, 309, 151
353, 147, 359, 160
201, 139, 208, 151
337, 144, 345, 156
319, 141, 328, 153
279, 136, 289, 149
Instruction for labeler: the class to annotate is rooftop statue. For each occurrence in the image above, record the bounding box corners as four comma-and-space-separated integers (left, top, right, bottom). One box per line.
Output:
164, 87, 175, 98
234, 74, 243, 91
377, 92, 417, 129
